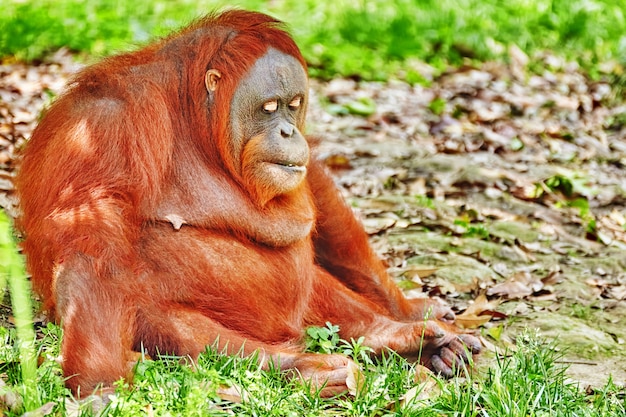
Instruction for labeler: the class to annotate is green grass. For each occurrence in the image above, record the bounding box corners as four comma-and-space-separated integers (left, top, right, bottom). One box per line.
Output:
0, 214, 623, 414
1, 0, 625, 81
0, 322, 624, 416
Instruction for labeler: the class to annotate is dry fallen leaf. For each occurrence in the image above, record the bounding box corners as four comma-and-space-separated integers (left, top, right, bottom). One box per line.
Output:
21, 402, 55, 417
323, 153, 352, 169
487, 271, 544, 299
455, 294, 505, 329
413, 364, 434, 384
362, 217, 396, 234
64, 394, 106, 417
402, 264, 438, 280
216, 384, 243, 403
0, 379, 21, 412
400, 365, 440, 406
609, 286, 626, 301
346, 360, 365, 396
455, 314, 494, 329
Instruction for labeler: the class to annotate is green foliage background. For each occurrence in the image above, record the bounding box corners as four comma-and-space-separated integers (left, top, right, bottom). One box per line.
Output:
1, 0, 625, 80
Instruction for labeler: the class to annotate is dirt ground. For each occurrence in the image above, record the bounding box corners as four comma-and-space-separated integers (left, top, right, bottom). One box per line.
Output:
1, 49, 625, 389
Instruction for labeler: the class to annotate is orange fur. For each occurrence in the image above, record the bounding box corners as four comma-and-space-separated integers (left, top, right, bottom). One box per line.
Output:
16, 10, 479, 397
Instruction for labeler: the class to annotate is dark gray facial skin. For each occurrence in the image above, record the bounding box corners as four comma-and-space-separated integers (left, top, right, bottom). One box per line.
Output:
229, 48, 310, 199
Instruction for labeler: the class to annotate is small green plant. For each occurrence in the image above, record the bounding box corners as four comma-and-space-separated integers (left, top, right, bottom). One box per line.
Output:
544, 174, 575, 197
305, 323, 375, 365
428, 97, 447, 116
414, 195, 436, 209
454, 219, 491, 239
570, 303, 594, 320
534, 174, 601, 237
567, 197, 598, 237
305, 322, 341, 354
325, 97, 377, 117
345, 97, 377, 117
339, 336, 375, 365
509, 137, 525, 151
537, 172, 597, 200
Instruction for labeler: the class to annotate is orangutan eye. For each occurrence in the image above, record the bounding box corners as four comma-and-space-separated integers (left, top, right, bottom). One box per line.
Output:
262, 100, 278, 113
288, 96, 302, 110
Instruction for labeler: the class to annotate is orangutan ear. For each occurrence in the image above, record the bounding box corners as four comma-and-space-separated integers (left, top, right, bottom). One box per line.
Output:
205, 69, 222, 92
